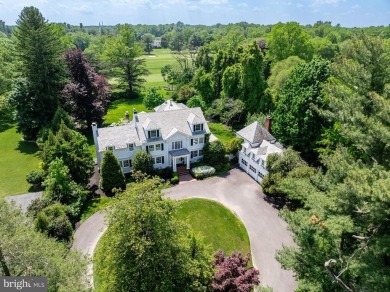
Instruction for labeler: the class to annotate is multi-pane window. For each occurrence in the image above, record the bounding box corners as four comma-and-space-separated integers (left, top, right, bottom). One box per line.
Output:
149, 145, 155, 151
241, 159, 248, 166
156, 143, 161, 151
120, 159, 131, 168
172, 141, 183, 150
128, 143, 134, 151
148, 130, 160, 138
153, 156, 164, 164
107, 146, 114, 151
191, 137, 205, 146
258, 172, 264, 178
249, 165, 256, 173
193, 124, 203, 132
199, 137, 204, 144
261, 159, 265, 168
191, 150, 198, 158
199, 150, 203, 156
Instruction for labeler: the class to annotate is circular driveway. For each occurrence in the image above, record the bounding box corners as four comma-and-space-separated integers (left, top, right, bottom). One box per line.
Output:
72, 168, 297, 291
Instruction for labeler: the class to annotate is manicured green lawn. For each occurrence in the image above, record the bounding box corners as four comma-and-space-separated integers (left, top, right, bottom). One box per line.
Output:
103, 97, 150, 126
80, 196, 112, 222
208, 122, 237, 146
0, 124, 41, 199
94, 198, 251, 290
143, 49, 175, 89
175, 198, 250, 255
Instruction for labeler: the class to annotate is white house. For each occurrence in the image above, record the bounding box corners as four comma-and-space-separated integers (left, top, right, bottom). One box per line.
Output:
92, 100, 211, 174
236, 117, 283, 182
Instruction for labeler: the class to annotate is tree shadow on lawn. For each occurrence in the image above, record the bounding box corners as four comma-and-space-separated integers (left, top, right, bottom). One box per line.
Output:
263, 195, 302, 211
15, 140, 39, 155
0, 115, 14, 133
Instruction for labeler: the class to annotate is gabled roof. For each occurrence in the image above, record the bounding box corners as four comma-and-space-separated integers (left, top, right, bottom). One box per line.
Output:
154, 100, 188, 112
187, 112, 203, 124
236, 121, 276, 145
96, 106, 210, 150
142, 118, 160, 130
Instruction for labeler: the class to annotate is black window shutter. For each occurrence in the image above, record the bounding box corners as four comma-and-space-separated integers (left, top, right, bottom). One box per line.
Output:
201, 124, 204, 131
161, 143, 164, 150
157, 130, 160, 137
191, 139, 193, 146
162, 156, 165, 164
146, 146, 149, 153
148, 131, 151, 138
129, 160, 132, 167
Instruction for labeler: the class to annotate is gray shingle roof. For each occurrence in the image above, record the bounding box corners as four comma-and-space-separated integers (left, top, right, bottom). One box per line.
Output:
236, 122, 276, 145
154, 100, 187, 112
96, 107, 209, 151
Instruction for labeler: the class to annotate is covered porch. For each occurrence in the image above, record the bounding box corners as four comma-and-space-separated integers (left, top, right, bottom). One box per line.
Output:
169, 149, 191, 172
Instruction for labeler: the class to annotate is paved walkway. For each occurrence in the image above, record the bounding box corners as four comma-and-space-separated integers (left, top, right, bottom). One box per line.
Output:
72, 168, 297, 291
5, 192, 42, 212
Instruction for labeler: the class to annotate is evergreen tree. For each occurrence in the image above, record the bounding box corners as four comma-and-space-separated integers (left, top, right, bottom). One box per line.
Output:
103, 24, 149, 95
62, 48, 109, 129
11, 7, 64, 139
132, 150, 154, 175
40, 121, 94, 185
99, 150, 125, 195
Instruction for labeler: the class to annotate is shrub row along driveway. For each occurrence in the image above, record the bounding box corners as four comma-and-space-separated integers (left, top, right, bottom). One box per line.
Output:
163, 168, 296, 292
73, 168, 297, 291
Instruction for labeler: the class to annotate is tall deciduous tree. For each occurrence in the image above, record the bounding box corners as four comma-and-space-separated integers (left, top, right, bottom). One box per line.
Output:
94, 177, 213, 291
142, 33, 154, 55
11, 7, 64, 140
240, 42, 269, 113
103, 24, 149, 95
272, 58, 331, 163
0, 200, 89, 290
268, 22, 314, 62
99, 150, 125, 195
62, 48, 109, 128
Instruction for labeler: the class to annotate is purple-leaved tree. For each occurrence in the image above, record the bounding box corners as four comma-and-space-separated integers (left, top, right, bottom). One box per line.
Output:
212, 250, 260, 292
62, 49, 109, 129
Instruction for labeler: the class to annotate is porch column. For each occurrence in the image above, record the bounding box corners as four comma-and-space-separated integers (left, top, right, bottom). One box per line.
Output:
173, 157, 177, 172
186, 154, 190, 170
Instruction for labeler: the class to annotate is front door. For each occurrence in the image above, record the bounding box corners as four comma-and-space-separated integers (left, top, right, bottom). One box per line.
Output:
177, 157, 185, 165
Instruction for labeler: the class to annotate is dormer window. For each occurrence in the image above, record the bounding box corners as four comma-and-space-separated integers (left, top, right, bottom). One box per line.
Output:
106, 146, 115, 151
128, 143, 134, 151
193, 124, 203, 132
148, 129, 160, 138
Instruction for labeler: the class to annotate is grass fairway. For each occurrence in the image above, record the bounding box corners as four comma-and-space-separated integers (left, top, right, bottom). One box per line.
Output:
0, 124, 41, 199
208, 122, 237, 146
143, 49, 175, 88
175, 198, 250, 255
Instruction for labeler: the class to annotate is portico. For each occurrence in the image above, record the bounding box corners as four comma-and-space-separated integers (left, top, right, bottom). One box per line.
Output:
169, 149, 190, 172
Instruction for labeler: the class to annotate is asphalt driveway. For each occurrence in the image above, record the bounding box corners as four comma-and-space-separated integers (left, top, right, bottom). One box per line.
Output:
5, 192, 42, 212
163, 168, 297, 292
72, 168, 297, 291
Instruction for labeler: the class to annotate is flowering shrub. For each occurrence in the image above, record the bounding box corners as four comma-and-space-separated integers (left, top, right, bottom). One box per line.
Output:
191, 165, 216, 179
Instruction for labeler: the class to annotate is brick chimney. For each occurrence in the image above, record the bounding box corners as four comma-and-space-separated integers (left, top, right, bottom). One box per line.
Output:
265, 116, 272, 133
125, 111, 129, 121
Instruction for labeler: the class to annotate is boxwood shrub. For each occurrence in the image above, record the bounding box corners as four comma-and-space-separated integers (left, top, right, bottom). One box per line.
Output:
191, 165, 216, 179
